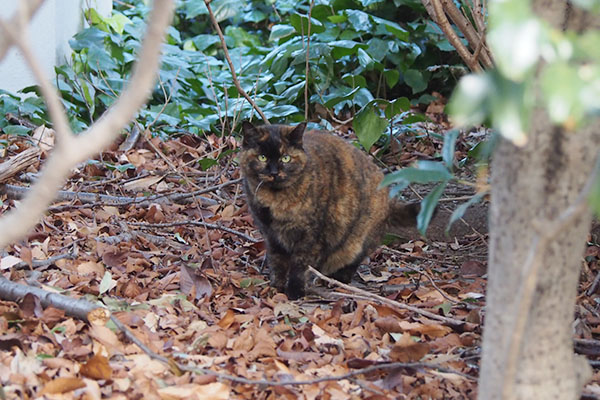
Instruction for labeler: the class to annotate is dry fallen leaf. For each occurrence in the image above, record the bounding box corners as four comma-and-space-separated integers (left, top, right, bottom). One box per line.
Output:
80, 354, 112, 380
39, 376, 86, 395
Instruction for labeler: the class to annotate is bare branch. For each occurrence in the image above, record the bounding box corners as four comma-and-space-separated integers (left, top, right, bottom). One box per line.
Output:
430, 0, 482, 72
0, 0, 175, 248
204, 0, 270, 124
304, 0, 316, 121
307, 266, 476, 330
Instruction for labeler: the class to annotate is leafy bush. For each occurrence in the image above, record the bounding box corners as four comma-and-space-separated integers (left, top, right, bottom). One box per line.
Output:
0, 0, 462, 143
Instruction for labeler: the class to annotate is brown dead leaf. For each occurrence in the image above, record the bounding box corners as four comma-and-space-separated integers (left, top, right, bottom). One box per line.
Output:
32, 125, 55, 151
390, 333, 430, 362
20, 293, 43, 318
460, 260, 486, 277
88, 324, 124, 356
39, 376, 86, 395
123, 175, 164, 191
80, 354, 112, 380
102, 251, 129, 269
180, 265, 213, 300
157, 382, 230, 400
217, 309, 236, 329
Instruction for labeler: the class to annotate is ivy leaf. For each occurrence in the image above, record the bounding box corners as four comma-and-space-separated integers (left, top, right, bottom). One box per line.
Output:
418, 181, 447, 235
353, 104, 388, 151
446, 192, 486, 234
289, 13, 326, 35
380, 162, 452, 187
442, 130, 459, 171
269, 25, 295, 41
404, 69, 427, 93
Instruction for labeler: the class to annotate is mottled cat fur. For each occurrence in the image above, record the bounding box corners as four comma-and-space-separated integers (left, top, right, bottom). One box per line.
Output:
240, 122, 419, 299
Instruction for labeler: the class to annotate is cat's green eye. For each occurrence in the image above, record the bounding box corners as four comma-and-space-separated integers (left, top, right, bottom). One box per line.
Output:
280, 155, 291, 163
257, 154, 267, 162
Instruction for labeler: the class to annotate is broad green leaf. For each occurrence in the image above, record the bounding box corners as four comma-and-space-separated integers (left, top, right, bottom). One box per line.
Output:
380, 162, 452, 187
329, 40, 368, 58
384, 97, 410, 119
191, 34, 220, 51
447, 73, 491, 128
403, 69, 427, 93
357, 48, 373, 69
442, 129, 459, 170
212, 0, 245, 22
372, 16, 409, 41
328, 14, 347, 23
446, 192, 486, 234
384, 69, 400, 88
3, 125, 31, 136
105, 12, 132, 35
540, 60, 584, 124
353, 104, 388, 151
417, 181, 447, 235
345, 10, 372, 32
269, 25, 295, 41
289, 13, 326, 35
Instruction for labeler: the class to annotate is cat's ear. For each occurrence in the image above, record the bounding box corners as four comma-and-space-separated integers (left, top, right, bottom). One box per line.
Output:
241, 121, 259, 146
288, 122, 306, 146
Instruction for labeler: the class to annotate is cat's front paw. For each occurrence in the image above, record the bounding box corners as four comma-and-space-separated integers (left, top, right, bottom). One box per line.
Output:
285, 281, 305, 300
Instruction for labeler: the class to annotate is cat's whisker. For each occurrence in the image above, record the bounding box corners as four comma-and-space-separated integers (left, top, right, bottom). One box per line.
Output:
255, 180, 265, 196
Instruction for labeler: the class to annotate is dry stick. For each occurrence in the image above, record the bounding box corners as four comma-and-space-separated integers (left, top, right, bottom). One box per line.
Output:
304, 0, 316, 121
0, 0, 175, 248
204, 0, 269, 125
128, 221, 260, 244
12, 253, 76, 270
441, 0, 493, 68
429, 0, 481, 72
502, 158, 600, 400
0, 147, 41, 183
0, 276, 102, 321
307, 266, 475, 330
1, 184, 218, 208
119, 124, 142, 152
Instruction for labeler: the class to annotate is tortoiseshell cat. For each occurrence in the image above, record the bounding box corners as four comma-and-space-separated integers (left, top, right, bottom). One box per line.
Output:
240, 122, 419, 299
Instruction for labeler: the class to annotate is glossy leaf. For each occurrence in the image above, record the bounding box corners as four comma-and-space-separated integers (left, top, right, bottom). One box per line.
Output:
353, 104, 388, 151
417, 181, 447, 235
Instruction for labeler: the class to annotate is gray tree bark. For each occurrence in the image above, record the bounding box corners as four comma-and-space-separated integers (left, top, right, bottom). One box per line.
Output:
479, 5, 600, 399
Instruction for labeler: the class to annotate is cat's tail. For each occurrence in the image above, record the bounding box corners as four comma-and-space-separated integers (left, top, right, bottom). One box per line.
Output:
385, 198, 420, 232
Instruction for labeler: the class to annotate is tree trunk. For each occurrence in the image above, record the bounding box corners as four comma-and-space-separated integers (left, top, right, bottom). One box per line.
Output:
478, 6, 600, 400
479, 109, 598, 399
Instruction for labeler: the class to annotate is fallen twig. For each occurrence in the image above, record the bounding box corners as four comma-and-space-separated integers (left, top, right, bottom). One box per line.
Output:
307, 266, 476, 330
11, 253, 76, 270
128, 220, 260, 244
1, 184, 218, 209
0, 147, 42, 183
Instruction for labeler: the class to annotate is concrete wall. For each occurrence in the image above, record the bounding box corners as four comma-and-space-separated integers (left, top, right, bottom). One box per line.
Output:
0, 0, 112, 94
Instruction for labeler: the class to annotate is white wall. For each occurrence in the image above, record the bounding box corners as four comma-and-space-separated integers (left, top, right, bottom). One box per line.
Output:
0, 0, 112, 94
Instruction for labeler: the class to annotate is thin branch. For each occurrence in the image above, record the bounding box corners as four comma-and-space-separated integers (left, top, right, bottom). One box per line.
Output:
429, 0, 482, 72
304, 0, 316, 121
204, 0, 269, 124
128, 221, 260, 243
307, 266, 476, 330
502, 157, 600, 400
441, 0, 493, 68
1, 184, 218, 208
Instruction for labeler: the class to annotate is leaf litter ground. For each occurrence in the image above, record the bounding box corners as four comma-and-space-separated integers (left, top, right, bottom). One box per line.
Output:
1, 120, 600, 399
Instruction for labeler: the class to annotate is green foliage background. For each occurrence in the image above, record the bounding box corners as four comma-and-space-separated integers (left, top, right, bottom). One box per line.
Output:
0, 0, 462, 140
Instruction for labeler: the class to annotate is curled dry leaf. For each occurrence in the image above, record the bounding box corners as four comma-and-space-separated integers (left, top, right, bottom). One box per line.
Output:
157, 382, 230, 400
80, 354, 112, 380
39, 376, 86, 395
